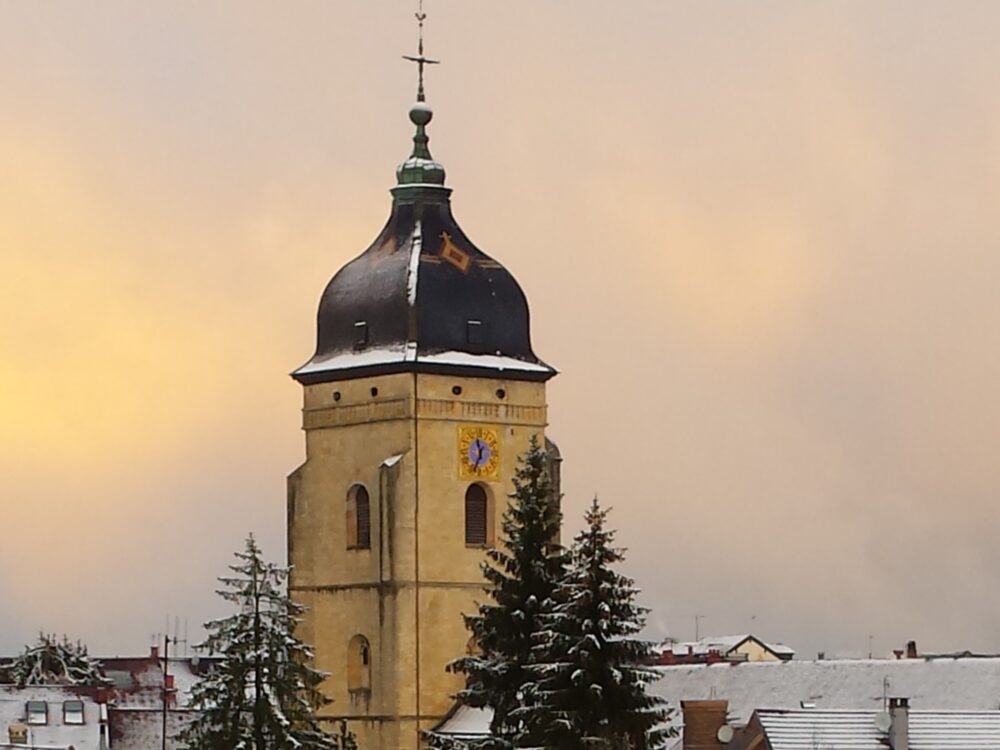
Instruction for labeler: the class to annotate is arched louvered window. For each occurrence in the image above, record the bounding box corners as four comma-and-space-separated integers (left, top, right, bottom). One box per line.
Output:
347, 635, 372, 692
347, 485, 371, 550
465, 484, 489, 546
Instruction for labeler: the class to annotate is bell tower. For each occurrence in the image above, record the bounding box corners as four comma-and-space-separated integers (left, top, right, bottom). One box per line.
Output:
286, 25, 557, 750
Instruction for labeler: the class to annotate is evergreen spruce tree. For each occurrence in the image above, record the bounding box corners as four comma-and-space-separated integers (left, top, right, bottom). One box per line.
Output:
518, 498, 668, 750
7, 633, 108, 687
439, 436, 566, 748
179, 534, 352, 750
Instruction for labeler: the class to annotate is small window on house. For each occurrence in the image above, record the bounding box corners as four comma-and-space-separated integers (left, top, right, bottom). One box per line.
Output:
466, 320, 483, 345
346, 485, 371, 550
63, 700, 85, 725
465, 484, 489, 546
26, 701, 47, 725
347, 635, 372, 692
354, 320, 369, 348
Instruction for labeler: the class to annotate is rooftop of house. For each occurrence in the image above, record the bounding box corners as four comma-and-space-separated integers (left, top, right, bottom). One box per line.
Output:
434, 655, 1000, 740
0, 647, 215, 710
746, 708, 1000, 750
0, 685, 104, 750
101, 650, 213, 709
432, 704, 492, 741
653, 656, 1000, 731
656, 634, 795, 662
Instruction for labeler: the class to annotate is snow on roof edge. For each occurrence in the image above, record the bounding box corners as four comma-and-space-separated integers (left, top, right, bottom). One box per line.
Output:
293, 347, 554, 377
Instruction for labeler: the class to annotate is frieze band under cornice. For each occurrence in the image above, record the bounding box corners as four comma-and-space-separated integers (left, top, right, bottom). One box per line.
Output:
302, 396, 547, 430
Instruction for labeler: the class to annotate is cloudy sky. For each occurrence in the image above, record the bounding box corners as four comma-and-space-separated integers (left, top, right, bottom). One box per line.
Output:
3, 1, 1000, 659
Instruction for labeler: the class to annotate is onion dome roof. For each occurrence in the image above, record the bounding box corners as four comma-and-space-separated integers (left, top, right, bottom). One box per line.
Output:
293, 103, 555, 384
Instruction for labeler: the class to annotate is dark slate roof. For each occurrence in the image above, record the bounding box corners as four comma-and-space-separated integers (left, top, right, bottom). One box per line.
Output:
293, 103, 554, 384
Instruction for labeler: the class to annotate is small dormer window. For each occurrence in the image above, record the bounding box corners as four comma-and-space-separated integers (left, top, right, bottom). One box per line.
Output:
354, 320, 369, 348
63, 700, 85, 725
26, 701, 47, 725
467, 320, 483, 345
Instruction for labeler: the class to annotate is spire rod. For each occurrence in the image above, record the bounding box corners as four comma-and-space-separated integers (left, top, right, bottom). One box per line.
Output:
403, 0, 439, 102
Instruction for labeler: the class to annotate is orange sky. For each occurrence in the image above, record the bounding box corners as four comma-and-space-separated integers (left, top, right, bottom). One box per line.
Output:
3, 1, 1000, 658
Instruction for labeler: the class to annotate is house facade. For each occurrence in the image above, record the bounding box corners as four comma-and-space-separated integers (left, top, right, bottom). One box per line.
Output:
0, 685, 107, 750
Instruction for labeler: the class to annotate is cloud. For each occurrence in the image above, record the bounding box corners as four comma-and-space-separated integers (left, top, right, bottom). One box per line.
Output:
3, 1, 1000, 659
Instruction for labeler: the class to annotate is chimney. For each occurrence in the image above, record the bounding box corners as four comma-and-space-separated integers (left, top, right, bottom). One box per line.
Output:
682, 700, 729, 749
150, 644, 159, 660
889, 697, 909, 750
906, 640, 917, 659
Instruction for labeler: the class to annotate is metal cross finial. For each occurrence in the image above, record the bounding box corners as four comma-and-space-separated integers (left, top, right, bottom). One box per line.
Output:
403, 0, 439, 102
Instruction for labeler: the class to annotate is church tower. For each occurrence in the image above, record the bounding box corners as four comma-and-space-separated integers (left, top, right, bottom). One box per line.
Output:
286, 31, 557, 750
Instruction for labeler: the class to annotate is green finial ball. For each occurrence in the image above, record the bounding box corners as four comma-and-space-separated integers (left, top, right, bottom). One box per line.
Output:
410, 102, 433, 126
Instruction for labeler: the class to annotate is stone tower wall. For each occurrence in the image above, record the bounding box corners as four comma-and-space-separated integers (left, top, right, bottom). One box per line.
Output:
288, 371, 548, 749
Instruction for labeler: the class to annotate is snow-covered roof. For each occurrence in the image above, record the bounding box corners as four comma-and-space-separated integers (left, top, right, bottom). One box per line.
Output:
292, 189, 557, 386
752, 709, 1000, 750
660, 634, 794, 658
652, 657, 1000, 731
433, 705, 492, 738
435, 657, 1000, 740
102, 655, 209, 709
0, 686, 103, 750
294, 346, 554, 378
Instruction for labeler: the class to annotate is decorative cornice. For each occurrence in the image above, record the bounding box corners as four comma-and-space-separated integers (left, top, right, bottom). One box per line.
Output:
303, 397, 546, 430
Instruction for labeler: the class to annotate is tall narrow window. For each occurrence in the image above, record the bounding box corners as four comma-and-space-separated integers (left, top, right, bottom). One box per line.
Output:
346, 485, 371, 550
347, 635, 372, 692
465, 484, 488, 546
356, 487, 370, 549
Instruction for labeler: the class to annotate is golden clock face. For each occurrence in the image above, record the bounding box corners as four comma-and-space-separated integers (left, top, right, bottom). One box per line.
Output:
458, 425, 501, 480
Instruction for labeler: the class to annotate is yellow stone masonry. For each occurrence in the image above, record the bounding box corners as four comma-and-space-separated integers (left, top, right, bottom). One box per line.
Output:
288, 372, 548, 750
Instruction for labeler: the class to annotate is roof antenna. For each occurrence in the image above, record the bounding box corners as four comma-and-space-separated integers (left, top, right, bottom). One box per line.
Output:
403, 0, 439, 102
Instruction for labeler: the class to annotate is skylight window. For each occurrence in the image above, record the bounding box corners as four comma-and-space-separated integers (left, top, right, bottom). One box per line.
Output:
64, 700, 85, 725
26, 701, 47, 725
